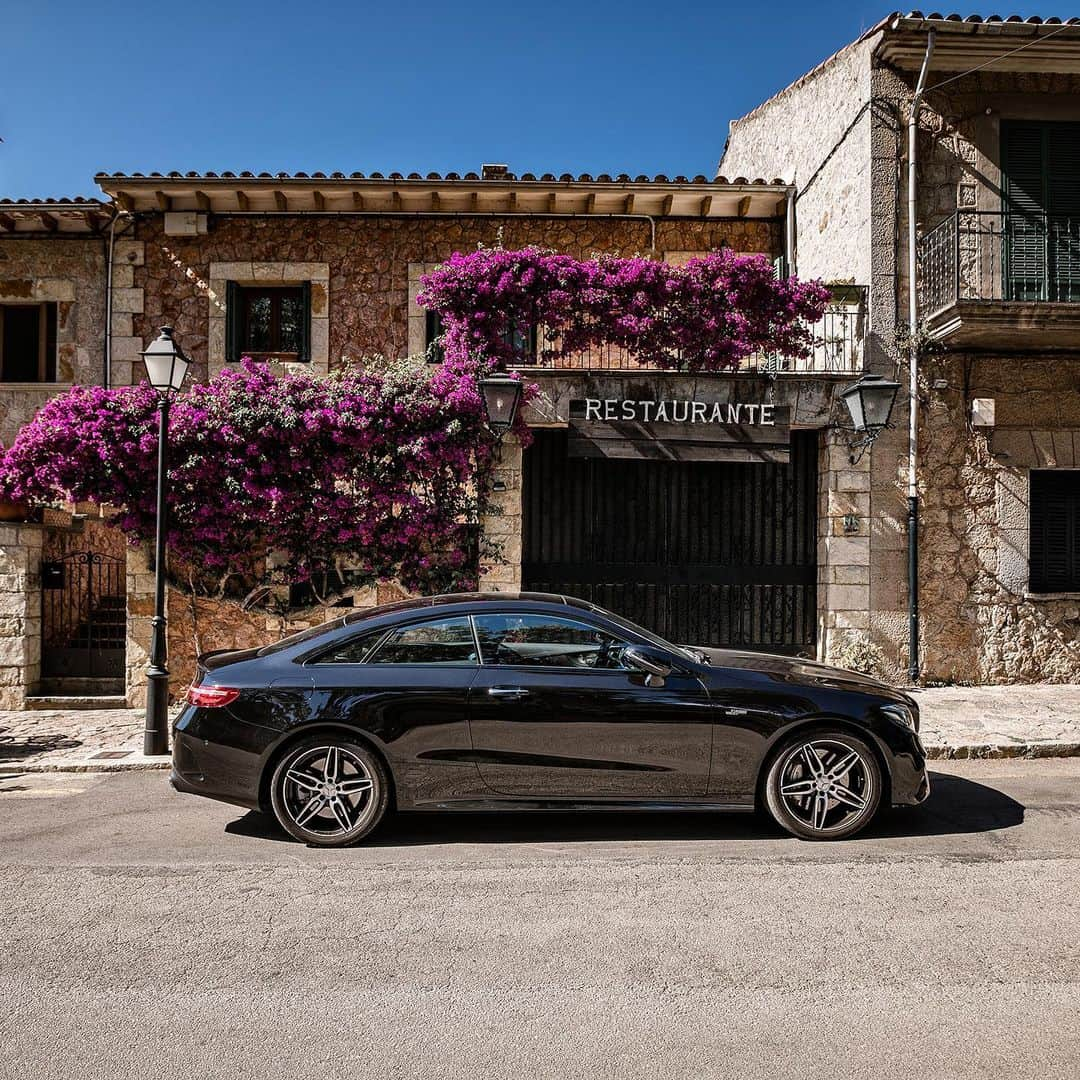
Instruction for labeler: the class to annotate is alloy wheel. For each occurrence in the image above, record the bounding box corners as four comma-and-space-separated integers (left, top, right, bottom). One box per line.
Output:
773, 737, 876, 837
276, 743, 380, 842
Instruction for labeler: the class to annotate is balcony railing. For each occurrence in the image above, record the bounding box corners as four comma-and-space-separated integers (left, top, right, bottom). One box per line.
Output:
516, 285, 866, 376
919, 209, 1080, 317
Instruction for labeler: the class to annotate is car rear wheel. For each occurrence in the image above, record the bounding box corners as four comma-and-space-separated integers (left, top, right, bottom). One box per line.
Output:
270, 736, 389, 847
764, 730, 881, 840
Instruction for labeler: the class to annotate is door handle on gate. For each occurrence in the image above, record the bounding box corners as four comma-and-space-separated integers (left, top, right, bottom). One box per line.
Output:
488, 687, 530, 698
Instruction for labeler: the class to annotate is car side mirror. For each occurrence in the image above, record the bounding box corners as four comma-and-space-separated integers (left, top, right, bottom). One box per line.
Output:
623, 646, 673, 686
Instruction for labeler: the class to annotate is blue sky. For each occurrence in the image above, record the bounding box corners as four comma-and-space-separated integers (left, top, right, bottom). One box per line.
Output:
0, 3, 1050, 199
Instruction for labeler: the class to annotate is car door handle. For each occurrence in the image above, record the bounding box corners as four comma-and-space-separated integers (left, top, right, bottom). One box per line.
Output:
488, 687, 530, 699
723, 707, 749, 716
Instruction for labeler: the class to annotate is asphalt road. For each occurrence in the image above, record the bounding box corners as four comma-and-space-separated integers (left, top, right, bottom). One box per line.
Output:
0, 760, 1078, 1080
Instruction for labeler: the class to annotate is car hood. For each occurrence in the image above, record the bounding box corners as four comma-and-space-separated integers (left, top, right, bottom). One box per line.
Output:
691, 647, 913, 703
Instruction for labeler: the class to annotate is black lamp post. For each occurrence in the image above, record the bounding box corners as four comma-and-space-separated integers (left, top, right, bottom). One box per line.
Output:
140, 326, 190, 756
840, 372, 900, 463
478, 372, 524, 438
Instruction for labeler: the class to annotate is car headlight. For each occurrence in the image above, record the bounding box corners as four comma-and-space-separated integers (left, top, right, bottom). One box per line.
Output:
880, 702, 918, 732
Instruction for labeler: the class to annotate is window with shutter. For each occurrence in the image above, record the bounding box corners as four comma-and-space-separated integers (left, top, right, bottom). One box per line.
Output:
1029, 470, 1080, 593
224, 282, 311, 362
1002, 121, 1080, 301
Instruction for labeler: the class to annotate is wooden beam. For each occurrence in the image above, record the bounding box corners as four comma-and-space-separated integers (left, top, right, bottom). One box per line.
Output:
352, 191, 364, 210
660, 194, 673, 216
585, 192, 596, 214
115, 192, 134, 212
469, 192, 478, 212
312, 190, 325, 210
508, 191, 517, 212
38, 212, 58, 232
0, 213, 16, 232
737, 195, 752, 217
430, 191, 441, 211
699, 194, 713, 217
85, 210, 107, 231
624, 193, 635, 214
392, 191, 403, 211
547, 192, 557, 213
195, 191, 211, 211
236, 190, 249, 210
155, 191, 170, 211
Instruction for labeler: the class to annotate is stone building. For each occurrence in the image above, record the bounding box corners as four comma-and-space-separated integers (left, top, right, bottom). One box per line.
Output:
721, 11, 1080, 683
6, 11, 1080, 709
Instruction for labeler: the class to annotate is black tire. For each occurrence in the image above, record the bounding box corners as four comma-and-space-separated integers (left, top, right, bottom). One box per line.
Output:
764, 729, 882, 841
269, 735, 390, 847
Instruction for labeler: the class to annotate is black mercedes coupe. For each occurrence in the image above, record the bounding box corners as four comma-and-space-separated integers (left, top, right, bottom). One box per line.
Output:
172, 592, 928, 845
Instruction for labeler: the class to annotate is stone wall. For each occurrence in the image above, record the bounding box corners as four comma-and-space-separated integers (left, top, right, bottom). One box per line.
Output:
0, 524, 42, 708
919, 355, 1080, 683
0, 236, 107, 446
131, 215, 781, 386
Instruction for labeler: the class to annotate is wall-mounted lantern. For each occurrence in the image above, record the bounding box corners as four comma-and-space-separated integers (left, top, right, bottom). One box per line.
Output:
840, 372, 900, 464
479, 372, 524, 439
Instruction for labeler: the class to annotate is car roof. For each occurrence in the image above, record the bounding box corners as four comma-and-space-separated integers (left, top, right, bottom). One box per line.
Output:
341, 591, 595, 625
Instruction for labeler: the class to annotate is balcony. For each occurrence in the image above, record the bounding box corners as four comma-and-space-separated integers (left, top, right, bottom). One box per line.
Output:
919, 210, 1080, 349
517, 285, 867, 377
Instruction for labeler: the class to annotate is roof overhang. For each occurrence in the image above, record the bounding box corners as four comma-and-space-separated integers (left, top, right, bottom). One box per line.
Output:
0, 200, 113, 236
94, 173, 790, 219
877, 14, 1080, 73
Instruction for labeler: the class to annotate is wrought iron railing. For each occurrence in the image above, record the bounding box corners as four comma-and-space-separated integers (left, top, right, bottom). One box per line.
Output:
919, 209, 1080, 317
516, 285, 867, 376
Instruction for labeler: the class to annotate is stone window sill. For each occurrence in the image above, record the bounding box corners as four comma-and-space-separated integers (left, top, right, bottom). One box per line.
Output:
1024, 591, 1080, 602
0, 382, 71, 391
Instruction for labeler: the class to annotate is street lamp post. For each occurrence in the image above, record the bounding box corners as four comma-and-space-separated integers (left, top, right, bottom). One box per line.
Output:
140, 326, 190, 756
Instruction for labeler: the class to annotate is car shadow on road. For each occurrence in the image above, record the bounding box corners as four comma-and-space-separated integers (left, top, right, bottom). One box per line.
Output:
224, 770, 1024, 846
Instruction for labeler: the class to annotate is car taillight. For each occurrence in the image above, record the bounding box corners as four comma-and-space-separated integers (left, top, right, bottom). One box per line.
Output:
186, 684, 240, 708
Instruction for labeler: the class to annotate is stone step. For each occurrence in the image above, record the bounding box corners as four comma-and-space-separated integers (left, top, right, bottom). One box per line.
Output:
36, 677, 125, 696
25, 695, 128, 711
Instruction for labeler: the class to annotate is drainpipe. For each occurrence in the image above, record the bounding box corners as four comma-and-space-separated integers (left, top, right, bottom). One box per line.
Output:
907, 28, 935, 684
104, 213, 119, 388
785, 185, 797, 277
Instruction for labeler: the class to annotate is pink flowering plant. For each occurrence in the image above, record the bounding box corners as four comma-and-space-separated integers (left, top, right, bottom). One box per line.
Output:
0, 358, 502, 606
417, 247, 831, 370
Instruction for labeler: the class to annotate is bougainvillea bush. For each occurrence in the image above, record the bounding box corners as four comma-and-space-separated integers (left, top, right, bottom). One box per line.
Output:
0, 358, 503, 605
418, 247, 832, 370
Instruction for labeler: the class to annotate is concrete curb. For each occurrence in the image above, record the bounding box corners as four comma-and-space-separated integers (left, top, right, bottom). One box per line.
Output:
4, 741, 1080, 774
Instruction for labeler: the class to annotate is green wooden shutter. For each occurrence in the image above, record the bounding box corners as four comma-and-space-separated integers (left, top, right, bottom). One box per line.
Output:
298, 281, 312, 362
1046, 125, 1080, 300
225, 280, 242, 362
1030, 470, 1080, 592
1002, 122, 1048, 301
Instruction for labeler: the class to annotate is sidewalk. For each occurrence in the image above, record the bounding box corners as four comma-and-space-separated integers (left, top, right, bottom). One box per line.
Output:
2, 685, 1079, 772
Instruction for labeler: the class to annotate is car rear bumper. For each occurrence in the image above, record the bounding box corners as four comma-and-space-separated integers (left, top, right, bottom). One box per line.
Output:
171, 727, 263, 811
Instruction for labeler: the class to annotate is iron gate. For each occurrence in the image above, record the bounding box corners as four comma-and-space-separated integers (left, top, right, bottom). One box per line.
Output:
521, 429, 818, 654
41, 550, 126, 679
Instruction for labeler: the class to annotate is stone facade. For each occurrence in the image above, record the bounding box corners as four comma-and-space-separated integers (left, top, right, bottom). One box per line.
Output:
0, 236, 107, 446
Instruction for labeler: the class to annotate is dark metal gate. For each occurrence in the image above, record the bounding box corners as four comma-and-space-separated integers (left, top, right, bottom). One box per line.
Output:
41, 551, 126, 678
521, 429, 818, 654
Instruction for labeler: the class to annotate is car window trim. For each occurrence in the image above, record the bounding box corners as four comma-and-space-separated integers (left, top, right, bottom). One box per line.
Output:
469, 611, 635, 672
308, 612, 481, 667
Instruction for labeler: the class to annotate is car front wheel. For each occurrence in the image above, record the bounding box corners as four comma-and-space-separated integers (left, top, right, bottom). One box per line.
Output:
270, 736, 389, 847
764, 730, 882, 840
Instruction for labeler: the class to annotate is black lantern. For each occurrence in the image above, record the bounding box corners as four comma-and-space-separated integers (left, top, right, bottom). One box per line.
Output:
479, 373, 523, 438
141, 326, 190, 394
841, 372, 900, 437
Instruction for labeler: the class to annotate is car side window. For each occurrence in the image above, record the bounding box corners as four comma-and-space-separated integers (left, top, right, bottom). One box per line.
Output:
472, 613, 629, 669
315, 630, 385, 665
366, 616, 477, 666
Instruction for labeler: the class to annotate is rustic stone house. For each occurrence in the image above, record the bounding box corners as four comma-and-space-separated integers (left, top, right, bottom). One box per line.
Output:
721, 11, 1080, 684
5, 11, 1080, 709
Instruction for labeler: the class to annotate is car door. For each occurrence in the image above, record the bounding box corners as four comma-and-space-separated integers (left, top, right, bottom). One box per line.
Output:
307, 614, 485, 799
467, 611, 712, 798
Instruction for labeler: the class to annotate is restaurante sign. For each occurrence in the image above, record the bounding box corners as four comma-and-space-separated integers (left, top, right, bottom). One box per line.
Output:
580, 398, 779, 425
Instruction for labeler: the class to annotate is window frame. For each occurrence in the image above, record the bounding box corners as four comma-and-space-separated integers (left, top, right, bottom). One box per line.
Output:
226, 281, 311, 362
0, 301, 58, 383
